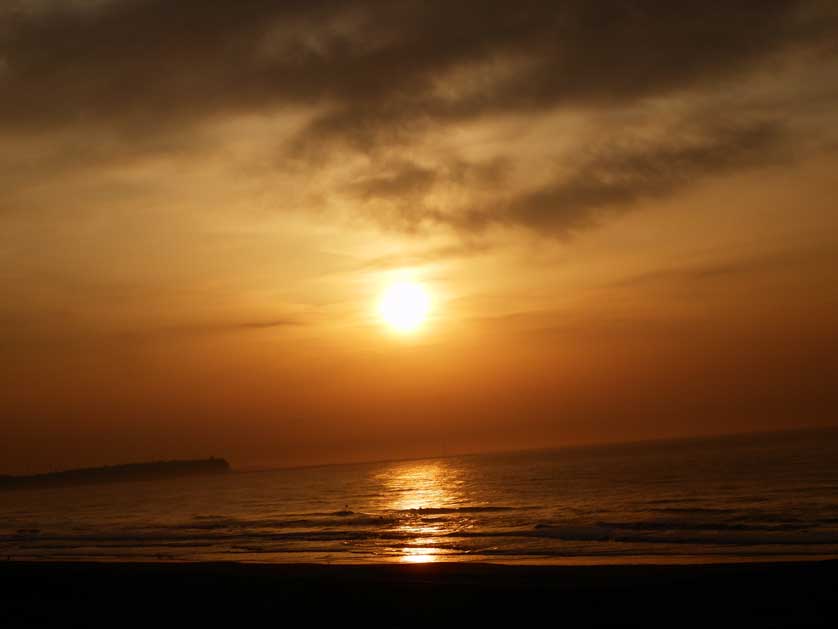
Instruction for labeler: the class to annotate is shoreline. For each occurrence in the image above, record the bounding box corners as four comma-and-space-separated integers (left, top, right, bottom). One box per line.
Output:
5, 553, 838, 566
2, 558, 836, 626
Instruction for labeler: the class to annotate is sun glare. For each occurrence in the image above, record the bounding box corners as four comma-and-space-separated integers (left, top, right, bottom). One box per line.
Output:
378, 282, 430, 333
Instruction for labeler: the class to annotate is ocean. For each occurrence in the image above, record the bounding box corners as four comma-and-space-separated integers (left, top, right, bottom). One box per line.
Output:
2, 428, 837, 564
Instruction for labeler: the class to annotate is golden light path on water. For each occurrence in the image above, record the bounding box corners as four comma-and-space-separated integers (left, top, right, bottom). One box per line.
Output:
377, 461, 467, 563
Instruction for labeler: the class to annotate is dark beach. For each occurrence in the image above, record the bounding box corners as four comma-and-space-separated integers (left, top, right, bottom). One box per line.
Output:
2, 560, 836, 627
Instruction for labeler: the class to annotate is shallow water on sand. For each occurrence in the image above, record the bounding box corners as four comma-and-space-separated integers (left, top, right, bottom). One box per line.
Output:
2, 428, 838, 564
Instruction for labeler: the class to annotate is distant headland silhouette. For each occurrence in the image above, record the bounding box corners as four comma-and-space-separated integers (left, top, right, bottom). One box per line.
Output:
0, 458, 231, 491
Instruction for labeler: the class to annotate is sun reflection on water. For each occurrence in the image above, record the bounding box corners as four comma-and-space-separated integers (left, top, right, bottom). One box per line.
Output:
376, 460, 466, 563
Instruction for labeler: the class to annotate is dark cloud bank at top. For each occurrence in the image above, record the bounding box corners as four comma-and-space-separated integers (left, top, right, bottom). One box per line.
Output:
2, 0, 836, 233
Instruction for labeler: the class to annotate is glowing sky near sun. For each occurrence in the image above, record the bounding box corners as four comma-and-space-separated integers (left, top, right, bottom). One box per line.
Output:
1, 1, 838, 473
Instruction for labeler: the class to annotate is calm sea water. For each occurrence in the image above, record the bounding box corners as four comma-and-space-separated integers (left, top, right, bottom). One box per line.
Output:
2, 428, 837, 564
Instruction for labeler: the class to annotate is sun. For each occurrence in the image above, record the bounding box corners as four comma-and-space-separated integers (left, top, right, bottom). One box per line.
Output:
378, 282, 430, 333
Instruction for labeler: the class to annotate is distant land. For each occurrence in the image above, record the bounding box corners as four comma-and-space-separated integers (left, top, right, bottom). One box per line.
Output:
0, 458, 231, 491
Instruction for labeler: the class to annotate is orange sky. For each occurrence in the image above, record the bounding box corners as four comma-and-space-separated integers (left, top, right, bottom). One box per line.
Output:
2, 1, 838, 474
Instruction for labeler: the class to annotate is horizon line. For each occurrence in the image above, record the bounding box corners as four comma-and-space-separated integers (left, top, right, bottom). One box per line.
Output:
234, 422, 838, 475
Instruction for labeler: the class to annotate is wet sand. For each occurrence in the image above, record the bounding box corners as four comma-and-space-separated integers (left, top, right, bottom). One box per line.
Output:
1, 559, 836, 627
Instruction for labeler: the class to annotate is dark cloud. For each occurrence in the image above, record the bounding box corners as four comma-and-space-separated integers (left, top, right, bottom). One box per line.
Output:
343, 157, 508, 231
488, 118, 790, 233
1, 0, 836, 232
292, 1, 836, 152
2, 0, 831, 136
337, 117, 790, 234
349, 158, 508, 200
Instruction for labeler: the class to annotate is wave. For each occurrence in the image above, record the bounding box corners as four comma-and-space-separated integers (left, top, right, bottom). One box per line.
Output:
6, 514, 838, 546
595, 520, 807, 532
151, 506, 525, 532
397, 506, 521, 514
6, 530, 838, 566
177, 515, 394, 531
527, 524, 838, 546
